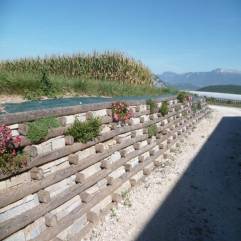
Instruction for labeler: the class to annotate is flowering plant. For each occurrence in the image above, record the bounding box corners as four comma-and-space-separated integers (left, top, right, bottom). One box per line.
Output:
0, 125, 26, 174
0, 125, 21, 154
112, 102, 133, 123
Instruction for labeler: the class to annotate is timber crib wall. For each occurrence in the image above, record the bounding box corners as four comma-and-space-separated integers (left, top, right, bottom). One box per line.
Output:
0, 97, 209, 241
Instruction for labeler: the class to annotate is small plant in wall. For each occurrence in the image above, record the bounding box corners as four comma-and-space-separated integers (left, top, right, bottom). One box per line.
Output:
27, 117, 60, 144
66, 117, 101, 143
148, 124, 157, 138
191, 104, 197, 113
0, 125, 27, 174
121, 190, 132, 207
177, 92, 192, 103
112, 102, 132, 125
146, 99, 158, 114
159, 101, 169, 116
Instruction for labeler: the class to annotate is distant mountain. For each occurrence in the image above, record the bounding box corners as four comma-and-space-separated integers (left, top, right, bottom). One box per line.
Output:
158, 68, 241, 90
198, 85, 241, 95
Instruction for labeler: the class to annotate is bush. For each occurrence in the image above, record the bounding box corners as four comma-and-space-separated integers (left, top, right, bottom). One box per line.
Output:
24, 72, 58, 100
148, 124, 157, 138
27, 117, 60, 144
0, 153, 27, 174
191, 104, 198, 113
65, 117, 101, 143
112, 102, 132, 123
159, 101, 169, 116
146, 99, 158, 114
0, 125, 26, 174
192, 101, 202, 113
177, 92, 188, 103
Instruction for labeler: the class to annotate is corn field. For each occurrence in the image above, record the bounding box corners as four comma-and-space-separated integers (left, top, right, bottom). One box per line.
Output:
0, 52, 153, 85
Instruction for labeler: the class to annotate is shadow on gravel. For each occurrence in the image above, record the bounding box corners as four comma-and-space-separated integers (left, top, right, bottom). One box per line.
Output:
135, 117, 241, 241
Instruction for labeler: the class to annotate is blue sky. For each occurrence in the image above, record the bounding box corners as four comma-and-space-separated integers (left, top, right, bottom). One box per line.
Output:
0, 0, 241, 73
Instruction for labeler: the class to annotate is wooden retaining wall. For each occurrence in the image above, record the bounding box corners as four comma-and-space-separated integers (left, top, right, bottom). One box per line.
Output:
0, 97, 209, 241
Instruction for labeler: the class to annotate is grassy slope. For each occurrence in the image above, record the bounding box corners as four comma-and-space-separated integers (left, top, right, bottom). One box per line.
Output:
0, 53, 175, 99
198, 85, 241, 95
0, 72, 175, 99
0, 52, 153, 86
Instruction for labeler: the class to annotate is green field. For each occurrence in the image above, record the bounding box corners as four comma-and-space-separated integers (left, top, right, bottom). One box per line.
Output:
198, 85, 241, 95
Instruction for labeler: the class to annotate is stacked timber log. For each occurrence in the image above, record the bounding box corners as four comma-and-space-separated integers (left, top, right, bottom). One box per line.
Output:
0, 96, 209, 241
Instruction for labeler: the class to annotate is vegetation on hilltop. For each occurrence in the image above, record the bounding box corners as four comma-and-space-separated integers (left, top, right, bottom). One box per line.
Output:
0, 52, 173, 99
198, 85, 241, 95
0, 52, 175, 99
0, 52, 153, 85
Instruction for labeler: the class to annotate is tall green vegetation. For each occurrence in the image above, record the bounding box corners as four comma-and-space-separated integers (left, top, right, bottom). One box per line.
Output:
0, 52, 153, 85
0, 52, 177, 98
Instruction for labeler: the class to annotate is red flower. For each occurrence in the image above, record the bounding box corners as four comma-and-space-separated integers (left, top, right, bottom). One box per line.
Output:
0, 125, 22, 157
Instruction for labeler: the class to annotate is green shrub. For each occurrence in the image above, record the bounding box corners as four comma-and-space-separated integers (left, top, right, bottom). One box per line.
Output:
175, 105, 181, 112
24, 72, 58, 100
192, 101, 202, 113
146, 99, 158, 114
177, 92, 188, 103
0, 153, 27, 174
191, 104, 198, 113
27, 117, 60, 144
148, 124, 157, 138
65, 117, 101, 143
159, 101, 169, 116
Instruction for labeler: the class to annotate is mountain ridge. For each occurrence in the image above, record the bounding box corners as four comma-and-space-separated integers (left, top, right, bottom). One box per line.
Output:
158, 68, 241, 90
198, 84, 241, 95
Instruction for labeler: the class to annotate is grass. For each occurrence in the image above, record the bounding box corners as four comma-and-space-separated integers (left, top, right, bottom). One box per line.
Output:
0, 71, 176, 99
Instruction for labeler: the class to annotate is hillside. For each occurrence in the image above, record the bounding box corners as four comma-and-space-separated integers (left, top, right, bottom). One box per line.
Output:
0, 52, 153, 86
0, 52, 172, 100
159, 68, 241, 90
198, 85, 241, 95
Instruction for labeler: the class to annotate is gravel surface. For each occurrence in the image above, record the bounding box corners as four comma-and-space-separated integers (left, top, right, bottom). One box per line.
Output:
83, 106, 241, 241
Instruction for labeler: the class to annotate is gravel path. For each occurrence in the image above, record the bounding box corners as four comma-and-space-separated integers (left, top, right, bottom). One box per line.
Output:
83, 106, 241, 241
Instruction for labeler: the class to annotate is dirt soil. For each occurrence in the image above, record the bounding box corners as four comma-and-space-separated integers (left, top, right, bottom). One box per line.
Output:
83, 105, 241, 241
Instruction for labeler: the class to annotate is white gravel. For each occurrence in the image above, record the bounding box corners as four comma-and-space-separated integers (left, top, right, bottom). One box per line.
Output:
83, 105, 241, 241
